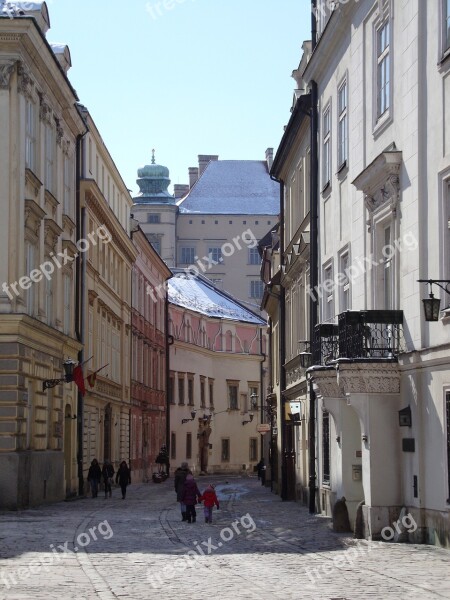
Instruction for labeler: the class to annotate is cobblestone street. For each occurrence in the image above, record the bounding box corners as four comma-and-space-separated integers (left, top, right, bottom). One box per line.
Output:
0, 476, 449, 600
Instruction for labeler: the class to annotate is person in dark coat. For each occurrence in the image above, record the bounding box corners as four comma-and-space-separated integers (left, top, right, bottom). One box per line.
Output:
87, 459, 101, 498
102, 460, 115, 498
256, 458, 266, 486
155, 445, 170, 475
174, 462, 191, 521
181, 474, 201, 523
116, 460, 131, 499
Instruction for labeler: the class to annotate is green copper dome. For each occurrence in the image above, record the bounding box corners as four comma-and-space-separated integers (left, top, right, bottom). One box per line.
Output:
134, 150, 176, 204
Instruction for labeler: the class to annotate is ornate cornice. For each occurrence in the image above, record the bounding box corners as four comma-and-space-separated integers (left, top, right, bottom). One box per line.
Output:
38, 91, 52, 124
44, 218, 63, 252
25, 168, 42, 198
0, 61, 16, 89
310, 367, 345, 399
24, 199, 45, 238
17, 62, 34, 99
54, 117, 64, 146
44, 189, 59, 219
337, 362, 400, 395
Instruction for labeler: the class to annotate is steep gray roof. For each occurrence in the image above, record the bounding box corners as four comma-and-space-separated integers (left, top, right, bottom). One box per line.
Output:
168, 270, 265, 324
178, 160, 279, 215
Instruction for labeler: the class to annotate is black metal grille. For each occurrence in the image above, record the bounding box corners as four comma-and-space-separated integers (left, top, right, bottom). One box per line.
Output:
313, 323, 339, 364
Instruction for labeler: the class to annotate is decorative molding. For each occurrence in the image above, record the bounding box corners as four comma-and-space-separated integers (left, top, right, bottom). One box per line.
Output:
17, 62, 34, 99
0, 61, 16, 89
310, 367, 345, 399
44, 189, 59, 219
54, 117, 64, 146
38, 92, 52, 124
24, 199, 45, 238
25, 168, 42, 198
337, 362, 400, 395
44, 218, 63, 252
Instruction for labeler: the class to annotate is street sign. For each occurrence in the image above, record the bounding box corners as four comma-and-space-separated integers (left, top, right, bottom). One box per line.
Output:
257, 424, 270, 433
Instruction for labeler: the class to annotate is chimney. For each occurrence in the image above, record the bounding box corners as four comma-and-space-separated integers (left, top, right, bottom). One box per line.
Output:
174, 184, 190, 199
198, 154, 219, 176
265, 148, 274, 171
188, 167, 199, 188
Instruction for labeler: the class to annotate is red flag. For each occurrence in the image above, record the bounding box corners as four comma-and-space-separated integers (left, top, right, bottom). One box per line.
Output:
72, 365, 86, 396
87, 364, 109, 388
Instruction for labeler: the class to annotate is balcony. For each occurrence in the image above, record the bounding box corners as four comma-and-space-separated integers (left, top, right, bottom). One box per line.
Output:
313, 310, 403, 365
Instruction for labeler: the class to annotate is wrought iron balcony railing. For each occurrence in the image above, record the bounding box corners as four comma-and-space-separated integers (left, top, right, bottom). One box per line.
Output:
312, 310, 403, 365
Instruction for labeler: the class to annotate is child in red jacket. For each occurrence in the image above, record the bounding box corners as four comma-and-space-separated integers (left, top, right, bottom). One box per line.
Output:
201, 484, 220, 523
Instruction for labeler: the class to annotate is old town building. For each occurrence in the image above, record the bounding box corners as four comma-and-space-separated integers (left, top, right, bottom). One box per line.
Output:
168, 270, 266, 474
130, 225, 171, 482
0, 2, 85, 507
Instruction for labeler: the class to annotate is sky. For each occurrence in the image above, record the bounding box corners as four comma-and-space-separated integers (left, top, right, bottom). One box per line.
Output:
47, 0, 311, 196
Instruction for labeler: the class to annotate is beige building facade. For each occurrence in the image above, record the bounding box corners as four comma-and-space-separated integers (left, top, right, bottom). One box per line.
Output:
0, 3, 86, 507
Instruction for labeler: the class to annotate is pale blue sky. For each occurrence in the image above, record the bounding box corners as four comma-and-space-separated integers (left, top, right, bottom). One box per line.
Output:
48, 0, 311, 196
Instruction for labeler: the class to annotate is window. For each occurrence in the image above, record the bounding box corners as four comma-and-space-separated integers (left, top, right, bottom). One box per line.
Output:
25, 242, 36, 315
221, 438, 230, 462
228, 383, 239, 410
322, 105, 331, 187
340, 252, 350, 312
323, 265, 334, 321
208, 247, 223, 264
250, 280, 264, 299
248, 247, 260, 265
382, 225, 394, 309
64, 274, 72, 333
45, 270, 53, 326
376, 20, 390, 118
186, 432, 192, 460
249, 438, 258, 462
180, 247, 195, 264
209, 380, 214, 408
444, 0, 450, 52
178, 376, 185, 405
169, 375, 175, 404
63, 154, 72, 216
171, 432, 176, 460
338, 81, 348, 168
322, 411, 330, 485
146, 234, 161, 255
45, 124, 55, 194
25, 99, 36, 171
187, 376, 194, 406
249, 386, 258, 410
209, 278, 223, 289
147, 214, 160, 224
200, 378, 206, 408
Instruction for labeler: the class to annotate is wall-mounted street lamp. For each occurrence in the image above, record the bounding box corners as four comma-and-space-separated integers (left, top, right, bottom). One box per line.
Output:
298, 340, 312, 368
182, 409, 197, 424
417, 279, 450, 321
242, 412, 254, 426
43, 359, 77, 392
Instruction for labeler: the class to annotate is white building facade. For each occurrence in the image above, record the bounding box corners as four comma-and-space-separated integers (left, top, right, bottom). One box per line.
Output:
303, 0, 450, 545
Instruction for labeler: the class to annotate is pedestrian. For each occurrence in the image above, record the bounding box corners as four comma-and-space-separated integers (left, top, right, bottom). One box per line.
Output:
87, 459, 101, 498
174, 461, 191, 521
256, 458, 266, 486
155, 445, 170, 476
201, 483, 220, 523
102, 460, 115, 498
116, 460, 131, 499
181, 474, 201, 523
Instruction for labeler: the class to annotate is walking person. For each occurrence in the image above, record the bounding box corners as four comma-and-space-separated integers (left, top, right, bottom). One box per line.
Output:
256, 458, 266, 486
116, 460, 131, 499
181, 474, 202, 523
87, 459, 101, 498
102, 460, 115, 498
174, 462, 191, 521
201, 483, 220, 523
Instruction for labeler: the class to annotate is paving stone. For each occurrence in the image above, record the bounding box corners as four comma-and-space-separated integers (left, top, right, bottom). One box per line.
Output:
0, 476, 449, 599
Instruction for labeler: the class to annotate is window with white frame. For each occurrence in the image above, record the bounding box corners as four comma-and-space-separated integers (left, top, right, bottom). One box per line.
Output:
45, 124, 55, 194
180, 247, 195, 264
445, 0, 450, 52
63, 153, 72, 216
25, 99, 36, 172
25, 242, 36, 315
208, 247, 223, 264
250, 280, 264, 299
340, 252, 351, 312
382, 224, 394, 309
45, 270, 53, 326
323, 264, 334, 321
338, 80, 348, 168
376, 20, 390, 119
248, 247, 260, 265
322, 105, 331, 187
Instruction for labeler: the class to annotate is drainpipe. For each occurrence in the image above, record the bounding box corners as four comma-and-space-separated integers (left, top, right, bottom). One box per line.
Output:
309, 0, 319, 515
75, 129, 87, 497
165, 287, 171, 474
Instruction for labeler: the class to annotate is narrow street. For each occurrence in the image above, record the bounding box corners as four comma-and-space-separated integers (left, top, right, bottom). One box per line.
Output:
0, 476, 449, 600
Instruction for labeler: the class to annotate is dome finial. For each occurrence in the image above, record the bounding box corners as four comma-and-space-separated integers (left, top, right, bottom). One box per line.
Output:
151, 149, 155, 164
